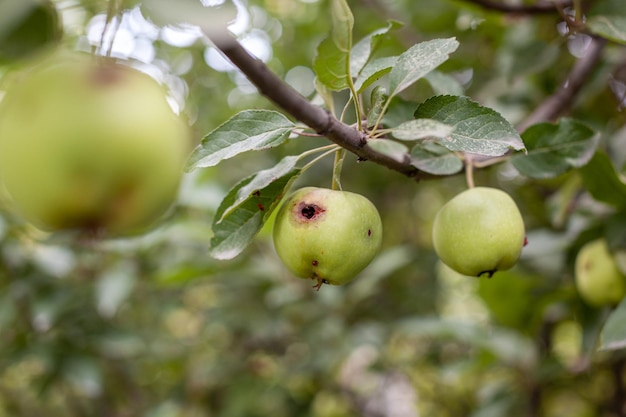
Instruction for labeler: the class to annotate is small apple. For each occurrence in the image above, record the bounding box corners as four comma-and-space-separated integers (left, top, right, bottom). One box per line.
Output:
272, 187, 383, 289
575, 238, 626, 306
432, 187, 525, 277
0, 51, 191, 236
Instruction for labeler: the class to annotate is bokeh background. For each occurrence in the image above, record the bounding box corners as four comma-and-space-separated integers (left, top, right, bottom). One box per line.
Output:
1, 0, 626, 416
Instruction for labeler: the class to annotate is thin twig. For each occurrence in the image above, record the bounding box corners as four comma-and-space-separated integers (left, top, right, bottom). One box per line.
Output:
517, 36, 607, 132
207, 34, 438, 181
462, 0, 573, 14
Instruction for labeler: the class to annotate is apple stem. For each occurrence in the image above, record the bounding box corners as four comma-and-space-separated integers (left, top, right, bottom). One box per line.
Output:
100, 0, 122, 57
465, 154, 475, 189
312, 276, 326, 291
332, 148, 346, 191
301, 147, 341, 175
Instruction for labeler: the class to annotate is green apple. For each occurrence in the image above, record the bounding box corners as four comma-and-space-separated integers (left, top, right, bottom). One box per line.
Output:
575, 238, 626, 306
432, 187, 525, 277
272, 187, 383, 289
0, 51, 191, 236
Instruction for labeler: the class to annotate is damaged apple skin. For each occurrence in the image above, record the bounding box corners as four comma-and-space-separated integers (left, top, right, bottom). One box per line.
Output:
272, 187, 383, 288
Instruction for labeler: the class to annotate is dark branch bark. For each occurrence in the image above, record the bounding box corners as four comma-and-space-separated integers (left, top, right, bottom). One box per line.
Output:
207, 27, 604, 178
207, 34, 436, 181
517, 36, 607, 132
462, 0, 573, 14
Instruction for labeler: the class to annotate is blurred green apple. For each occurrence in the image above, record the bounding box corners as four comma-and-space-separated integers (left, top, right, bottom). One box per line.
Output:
0, 51, 191, 236
575, 238, 626, 306
272, 187, 382, 289
432, 187, 525, 277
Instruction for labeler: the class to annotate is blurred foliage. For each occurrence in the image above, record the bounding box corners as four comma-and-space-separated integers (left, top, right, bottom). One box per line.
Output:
1, 0, 626, 416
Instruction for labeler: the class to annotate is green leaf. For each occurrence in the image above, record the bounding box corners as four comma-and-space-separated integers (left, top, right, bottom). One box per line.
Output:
578, 151, 626, 209
354, 56, 397, 93
599, 297, 626, 350
186, 110, 295, 170
587, 0, 626, 44
330, 0, 353, 52
410, 141, 463, 175
313, 0, 354, 91
367, 139, 409, 163
587, 16, 626, 44
511, 119, 598, 179
313, 37, 351, 91
414, 95, 525, 156
209, 163, 301, 260
391, 118, 453, 141
350, 20, 402, 75
366, 86, 387, 128
216, 155, 301, 222
424, 71, 464, 96
388, 38, 459, 98
606, 212, 626, 251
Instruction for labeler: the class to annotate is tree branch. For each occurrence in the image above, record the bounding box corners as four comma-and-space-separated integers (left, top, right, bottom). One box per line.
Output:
462, 0, 573, 14
517, 36, 606, 132
207, 34, 437, 181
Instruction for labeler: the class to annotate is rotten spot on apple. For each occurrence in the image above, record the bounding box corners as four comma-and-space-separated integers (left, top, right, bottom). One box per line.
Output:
273, 187, 383, 288
297, 203, 325, 221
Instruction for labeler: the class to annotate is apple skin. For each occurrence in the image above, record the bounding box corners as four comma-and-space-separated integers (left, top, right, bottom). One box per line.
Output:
0, 51, 191, 236
432, 187, 525, 277
272, 187, 383, 288
575, 238, 626, 306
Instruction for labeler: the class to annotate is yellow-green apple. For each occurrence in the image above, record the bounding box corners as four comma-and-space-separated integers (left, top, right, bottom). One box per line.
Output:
0, 51, 191, 236
273, 187, 382, 289
432, 187, 525, 277
575, 238, 626, 306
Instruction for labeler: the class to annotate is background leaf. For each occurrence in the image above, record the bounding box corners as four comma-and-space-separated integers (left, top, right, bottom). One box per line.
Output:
413, 95, 524, 156
410, 141, 463, 175
424, 71, 464, 96
388, 38, 459, 98
587, 0, 626, 44
578, 151, 626, 209
600, 298, 626, 350
511, 119, 598, 179
587, 16, 626, 44
186, 110, 295, 170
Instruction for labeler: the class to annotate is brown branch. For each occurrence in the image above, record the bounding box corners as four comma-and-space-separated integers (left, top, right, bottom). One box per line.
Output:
462, 0, 573, 14
517, 35, 606, 132
207, 34, 437, 181
612, 358, 626, 417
